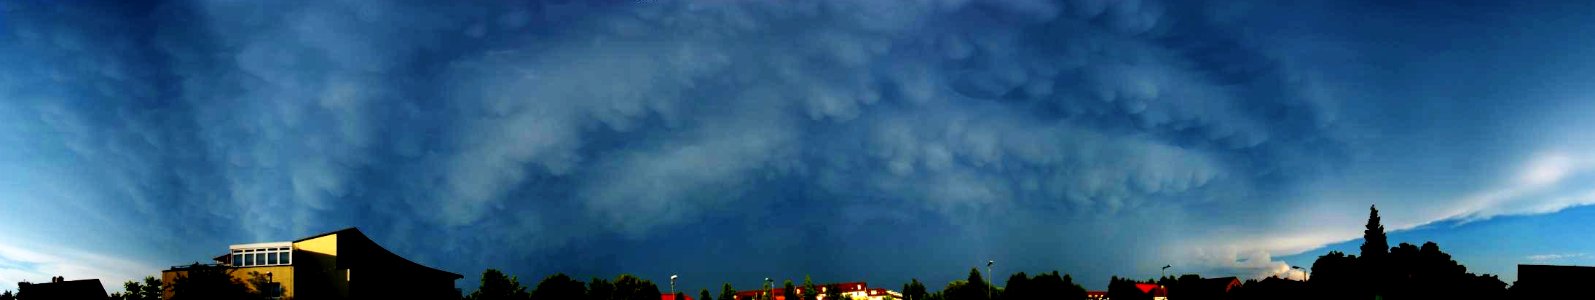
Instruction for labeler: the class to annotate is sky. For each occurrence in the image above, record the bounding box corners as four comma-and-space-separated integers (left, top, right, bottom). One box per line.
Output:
2, 0, 1595, 293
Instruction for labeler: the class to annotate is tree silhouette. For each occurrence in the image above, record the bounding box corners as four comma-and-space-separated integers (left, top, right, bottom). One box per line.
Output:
468, 269, 529, 300
609, 274, 661, 300
701, 288, 713, 300
0, 290, 13, 300
823, 282, 843, 300
111, 276, 162, 300
530, 273, 586, 300
718, 283, 736, 300
901, 279, 928, 300
590, 278, 615, 300
167, 264, 259, 300
783, 280, 796, 300
1361, 205, 1389, 261
801, 276, 818, 300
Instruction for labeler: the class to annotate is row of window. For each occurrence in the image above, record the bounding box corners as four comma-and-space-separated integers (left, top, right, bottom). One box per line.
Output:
231, 247, 292, 267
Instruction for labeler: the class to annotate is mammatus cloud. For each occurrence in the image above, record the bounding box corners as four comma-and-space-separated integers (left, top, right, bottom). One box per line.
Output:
8, 0, 1595, 291
0, 0, 1350, 286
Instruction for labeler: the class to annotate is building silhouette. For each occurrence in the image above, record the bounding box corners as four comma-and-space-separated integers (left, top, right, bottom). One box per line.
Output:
1513, 264, 1595, 299
161, 227, 462, 300
17, 276, 109, 300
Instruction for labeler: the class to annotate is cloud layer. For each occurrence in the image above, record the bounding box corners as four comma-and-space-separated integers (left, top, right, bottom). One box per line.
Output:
4, 0, 1595, 292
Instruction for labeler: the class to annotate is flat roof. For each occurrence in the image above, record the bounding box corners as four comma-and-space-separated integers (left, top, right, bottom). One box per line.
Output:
229, 241, 292, 250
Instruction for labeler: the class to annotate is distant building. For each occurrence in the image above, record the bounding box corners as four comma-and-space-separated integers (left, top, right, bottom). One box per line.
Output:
1133, 283, 1167, 300
1085, 290, 1108, 300
662, 294, 695, 300
17, 276, 109, 300
735, 282, 900, 300
1514, 264, 1595, 299
161, 227, 462, 300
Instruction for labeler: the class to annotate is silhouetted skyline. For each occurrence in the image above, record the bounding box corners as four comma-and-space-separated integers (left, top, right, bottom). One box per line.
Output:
3, 0, 1595, 294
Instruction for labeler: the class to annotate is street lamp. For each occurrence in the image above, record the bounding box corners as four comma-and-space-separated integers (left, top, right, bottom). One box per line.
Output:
1161, 265, 1171, 280
671, 275, 678, 298
1292, 266, 1308, 281
765, 278, 774, 300
986, 260, 994, 300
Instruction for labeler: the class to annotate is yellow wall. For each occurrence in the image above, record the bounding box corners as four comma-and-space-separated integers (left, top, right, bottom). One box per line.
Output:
295, 234, 338, 256
160, 266, 295, 300
293, 233, 348, 299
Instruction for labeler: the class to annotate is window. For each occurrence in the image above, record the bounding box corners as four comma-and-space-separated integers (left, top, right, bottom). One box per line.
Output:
228, 246, 293, 267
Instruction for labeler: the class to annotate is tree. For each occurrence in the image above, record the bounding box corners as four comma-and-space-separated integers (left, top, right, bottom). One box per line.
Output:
719, 283, 736, 300
1361, 205, 1389, 260
824, 282, 843, 300
610, 274, 661, 300
1309, 251, 1364, 300
531, 273, 587, 300
468, 269, 530, 300
901, 279, 928, 300
590, 278, 615, 300
701, 288, 713, 300
168, 264, 259, 300
0, 290, 13, 300
801, 276, 819, 300
783, 280, 796, 300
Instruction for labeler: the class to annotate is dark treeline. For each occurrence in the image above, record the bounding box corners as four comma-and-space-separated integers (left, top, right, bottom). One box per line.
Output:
1301, 205, 1509, 300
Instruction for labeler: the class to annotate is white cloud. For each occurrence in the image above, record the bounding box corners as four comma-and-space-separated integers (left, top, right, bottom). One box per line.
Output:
0, 242, 158, 293
1526, 253, 1588, 262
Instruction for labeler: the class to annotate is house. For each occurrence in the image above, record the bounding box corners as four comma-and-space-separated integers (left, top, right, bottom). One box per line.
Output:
17, 276, 109, 300
1133, 283, 1167, 300
662, 294, 695, 300
1085, 290, 1108, 300
735, 282, 900, 300
161, 227, 462, 300
1514, 264, 1595, 299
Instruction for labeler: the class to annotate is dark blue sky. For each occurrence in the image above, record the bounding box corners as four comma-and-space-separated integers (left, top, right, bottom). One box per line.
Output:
3, 0, 1595, 293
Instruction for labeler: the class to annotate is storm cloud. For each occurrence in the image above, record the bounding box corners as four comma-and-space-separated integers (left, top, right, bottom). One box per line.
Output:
4, 0, 1595, 292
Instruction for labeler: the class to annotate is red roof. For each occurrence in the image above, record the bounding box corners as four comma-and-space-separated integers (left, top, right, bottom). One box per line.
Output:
1134, 283, 1168, 297
662, 294, 695, 300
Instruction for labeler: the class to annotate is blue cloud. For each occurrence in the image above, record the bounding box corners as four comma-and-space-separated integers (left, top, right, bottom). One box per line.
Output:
4, 0, 1595, 293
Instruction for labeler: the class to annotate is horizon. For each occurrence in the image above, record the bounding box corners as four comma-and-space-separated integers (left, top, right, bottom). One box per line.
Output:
4, 0, 1595, 295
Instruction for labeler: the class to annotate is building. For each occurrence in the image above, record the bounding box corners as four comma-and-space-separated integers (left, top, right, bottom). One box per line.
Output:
735, 282, 900, 300
1085, 290, 1108, 300
662, 294, 695, 300
1133, 283, 1167, 300
161, 227, 462, 300
17, 276, 109, 300
1514, 264, 1595, 299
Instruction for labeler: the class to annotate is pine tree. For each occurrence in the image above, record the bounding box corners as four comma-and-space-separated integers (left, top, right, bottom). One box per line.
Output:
1360, 205, 1389, 260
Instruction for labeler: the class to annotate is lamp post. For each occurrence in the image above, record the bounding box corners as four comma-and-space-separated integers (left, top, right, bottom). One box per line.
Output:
986, 260, 994, 300
1292, 266, 1308, 281
671, 275, 678, 298
765, 278, 774, 300
1161, 265, 1171, 280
